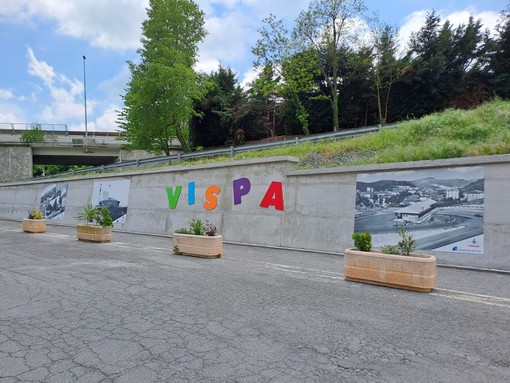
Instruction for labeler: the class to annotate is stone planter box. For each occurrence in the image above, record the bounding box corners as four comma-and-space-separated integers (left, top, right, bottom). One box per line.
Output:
344, 248, 437, 292
172, 233, 223, 258
22, 218, 47, 233
77, 224, 112, 243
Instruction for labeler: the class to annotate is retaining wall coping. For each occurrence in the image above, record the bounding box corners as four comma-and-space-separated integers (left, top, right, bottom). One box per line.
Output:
0, 156, 300, 187
287, 154, 510, 177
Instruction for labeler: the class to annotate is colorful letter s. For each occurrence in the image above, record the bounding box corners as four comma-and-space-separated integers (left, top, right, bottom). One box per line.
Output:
203, 185, 221, 210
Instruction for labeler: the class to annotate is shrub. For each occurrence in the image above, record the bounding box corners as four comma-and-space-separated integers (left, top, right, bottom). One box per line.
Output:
380, 244, 399, 255
76, 204, 113, 228
28, 208, 44, 220
380, 227, 416, 256
176, 218, 219, 236
20, 125, 45, 143
397, 227, 416, 256
95, 206, 113, 228
76, 204, 96, 223
189, 218, 206, 235
352, 232, 372, 252
174, 228, 192, 234
205, 220, 218, 236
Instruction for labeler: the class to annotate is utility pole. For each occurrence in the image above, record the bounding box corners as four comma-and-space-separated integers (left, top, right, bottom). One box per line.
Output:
82, 55, 88, 138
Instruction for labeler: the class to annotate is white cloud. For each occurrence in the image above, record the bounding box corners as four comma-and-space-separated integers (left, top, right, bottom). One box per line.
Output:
53, 1, 147, 50
195, 58, 222, 75
0, 88, 14, 100
240, 67, 260, 89
27, 47, 56, 85
0, 103, 25, 122
98, 65, 131, 103
398, 10, 427, 53
399, 8, 501, 53
195, 0, 310, 83
1, 0, 147, 50
94, 104, 121, 132
447, 9, 500, 34
26, 47, 87, 123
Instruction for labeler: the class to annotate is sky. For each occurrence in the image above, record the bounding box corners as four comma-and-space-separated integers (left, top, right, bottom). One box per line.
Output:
0, 0, 506, 133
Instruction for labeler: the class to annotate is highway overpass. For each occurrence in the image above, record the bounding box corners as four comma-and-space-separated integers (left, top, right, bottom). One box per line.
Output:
0, 124, 180, 181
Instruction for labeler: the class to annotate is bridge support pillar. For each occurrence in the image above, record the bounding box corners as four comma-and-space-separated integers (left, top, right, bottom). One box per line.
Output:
0, 145, 33, 182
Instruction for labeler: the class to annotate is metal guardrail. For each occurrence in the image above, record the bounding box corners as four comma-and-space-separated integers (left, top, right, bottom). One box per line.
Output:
33, 124, 395, 181
0, 123, 68, 133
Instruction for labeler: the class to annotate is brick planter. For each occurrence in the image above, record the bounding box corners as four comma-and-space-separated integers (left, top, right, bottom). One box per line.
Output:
344, 248, 437, 292
172, 233, 223, 258
77, 224, 112, 243
22, 218, 47, 233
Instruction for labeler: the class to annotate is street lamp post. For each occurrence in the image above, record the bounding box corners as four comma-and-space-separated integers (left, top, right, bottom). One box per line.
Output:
82, 55, 88, 138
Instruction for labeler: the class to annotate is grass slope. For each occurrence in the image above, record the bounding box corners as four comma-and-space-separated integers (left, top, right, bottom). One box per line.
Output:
231, 99, 510, 169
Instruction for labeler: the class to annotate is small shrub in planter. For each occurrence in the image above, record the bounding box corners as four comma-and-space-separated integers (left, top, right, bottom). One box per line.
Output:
76, 204, 113, 243
172, 218, 222, 258
28, 208, 45, 220
344, 228, 436, 292
352, 232, 372, 251
22, 208, 47, 233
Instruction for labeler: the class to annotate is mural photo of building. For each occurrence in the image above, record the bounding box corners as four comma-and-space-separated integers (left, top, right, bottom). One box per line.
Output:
40, 183, 68, 220
91, 180, 131, 224
355, 166, 484, 254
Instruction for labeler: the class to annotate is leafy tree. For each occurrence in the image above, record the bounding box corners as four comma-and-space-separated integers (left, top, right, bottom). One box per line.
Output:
252, 14, 319, 135
191, 66, 244, 147
445, 16, 490, 108
294, 0, 367, 131
329, 45, 375, 129
399, 11, 489, 116
489, 6, 510, 98
248, 64, 282, 138
368, 21, 401, 125
118, 0, 206, 154
403, 11, 448, 116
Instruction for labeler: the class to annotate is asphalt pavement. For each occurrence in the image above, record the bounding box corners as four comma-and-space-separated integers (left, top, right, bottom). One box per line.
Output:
1, 219, 509, 383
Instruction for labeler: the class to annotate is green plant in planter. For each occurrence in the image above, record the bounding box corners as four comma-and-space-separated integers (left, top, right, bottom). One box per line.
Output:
176, 218, 219, 236
28, 208, 44, 220
205, 220, 218, 236
189, 218, 206, 235
95, 207, 113, 228
76, 204, 113, 228
381, 227, 416, 256
352, 232, 372, 251
76, 204, 96, 223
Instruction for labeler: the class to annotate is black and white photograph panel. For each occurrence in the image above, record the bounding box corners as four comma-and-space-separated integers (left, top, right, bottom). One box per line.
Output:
40, 183, 68, 220
354, 166, 484, 254
91, 180, 131, 224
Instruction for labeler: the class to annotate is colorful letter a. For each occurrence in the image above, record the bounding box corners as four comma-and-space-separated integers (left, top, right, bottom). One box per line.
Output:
260, 181, 284, 211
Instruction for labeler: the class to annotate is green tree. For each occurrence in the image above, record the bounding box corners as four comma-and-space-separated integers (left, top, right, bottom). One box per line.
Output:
337, 46, 375, 128
191, 66, 244, 147
400, 11, 488, 116
249, 64, 281, 138
118, 0, 206, 154
252, 14, 318, 135
368, 21, 401, 125
447, 16, 492, 108
490, 6, 510, 98
294, 0, 367, 131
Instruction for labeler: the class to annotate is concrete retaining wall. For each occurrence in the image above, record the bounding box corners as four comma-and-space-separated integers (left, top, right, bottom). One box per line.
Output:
0, 145, 32, 182
1, 155, 509, 270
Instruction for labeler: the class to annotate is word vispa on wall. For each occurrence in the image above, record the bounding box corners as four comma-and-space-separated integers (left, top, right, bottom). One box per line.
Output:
166, 178, 284, 211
